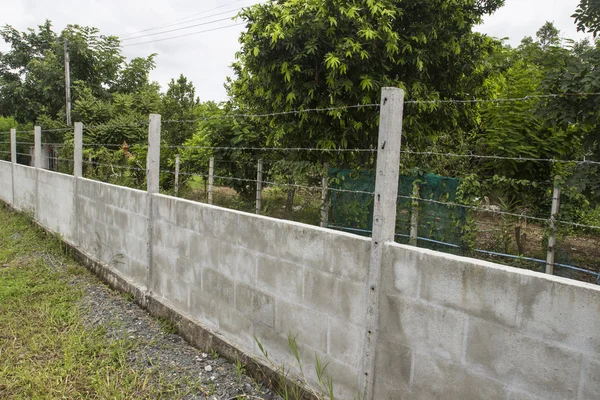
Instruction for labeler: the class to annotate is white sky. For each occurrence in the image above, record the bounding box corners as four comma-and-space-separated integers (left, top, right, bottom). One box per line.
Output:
0, 0, 592, 102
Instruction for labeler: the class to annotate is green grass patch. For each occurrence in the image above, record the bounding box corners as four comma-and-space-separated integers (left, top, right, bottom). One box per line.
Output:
0, 205, 197, 399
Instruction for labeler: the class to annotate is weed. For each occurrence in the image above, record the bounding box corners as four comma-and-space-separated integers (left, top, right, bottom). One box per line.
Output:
157, 317, 179, 335
210, 348, 219, 360
234, 353, 246, 383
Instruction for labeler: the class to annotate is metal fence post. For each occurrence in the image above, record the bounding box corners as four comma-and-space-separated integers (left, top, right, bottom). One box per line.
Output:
147, 114, 161, 294
546, 176, 561, 275
361, 87, 404, 400
208, 157, 214, 205
256, 159, 263, 214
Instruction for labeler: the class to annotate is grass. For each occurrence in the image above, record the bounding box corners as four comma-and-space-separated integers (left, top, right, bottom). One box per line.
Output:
0, 205, 196, 399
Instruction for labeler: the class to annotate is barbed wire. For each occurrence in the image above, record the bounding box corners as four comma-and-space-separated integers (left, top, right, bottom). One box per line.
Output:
404, 92, 600, 105
162, 104, 381, 123
41, 127, 73, 133
402, 150, 600, 166
162, 144, 376, 152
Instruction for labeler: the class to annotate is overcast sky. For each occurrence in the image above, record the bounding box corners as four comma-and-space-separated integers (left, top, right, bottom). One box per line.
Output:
0, 0, 592, 102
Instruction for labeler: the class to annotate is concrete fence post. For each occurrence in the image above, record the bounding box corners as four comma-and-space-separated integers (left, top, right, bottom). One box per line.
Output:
10, 128, 16, 205
409, 183, 420, 246
545, 176, 561, 275
361, 87, 404, 400
256, 159, 263, 214
146, 114, 161, 294
174, 154, 180, 197
320, 163, 330, 228
34, 126, 41, 219
208, 157, 214, 205
73, 122, 83, 246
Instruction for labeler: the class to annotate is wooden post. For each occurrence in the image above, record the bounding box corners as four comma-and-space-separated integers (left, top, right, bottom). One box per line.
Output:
208, 157, 214, 205
146, 114, 161, 293
320, 163, 329, 227
409, 183, 420, 246
361, 88, 404, 400
174, 154, 180, 197
256, 159, 263, 214
546, 176, 561, 275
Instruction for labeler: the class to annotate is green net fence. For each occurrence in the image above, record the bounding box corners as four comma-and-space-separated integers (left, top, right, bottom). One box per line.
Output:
327, 169, 467, 254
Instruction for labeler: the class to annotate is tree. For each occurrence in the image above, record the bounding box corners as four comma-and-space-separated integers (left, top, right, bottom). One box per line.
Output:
574, 0, 600, 37
228, 0, 505, 168
161, 75, 201, 147
0, 21, 157, 124
536, 21, 561, 50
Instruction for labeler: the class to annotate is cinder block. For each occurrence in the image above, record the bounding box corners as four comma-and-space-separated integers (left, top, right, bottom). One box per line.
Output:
219, 242, 256, 285
129, 259, 148, 284
253, 322, 299, 365
412, 353, 508, 400
112, 207, 129, 232
303, 270, 365, 326
466, 319, 581, 400
508, 392, 546, 400
328, 317, 363, 367
256, 254, 303, 302
373, 373, 409, 400
216, 304, 254, 351
275, 300, 328, 353
128, 213, 148, 241
236, 213, 284, 257
418, 251, 520, 327
201, 205, 238, 239
579, 358, 600, 400
300, 347, 361, 400
519, 275, 600, 355
127, 189, 147, 213
173, 256, 197, 286
330, 233, 370, 283
382, 243, 421, 299
202, 268, 234, 307
124, 234, 147, 265
189, 288, 218, 329
153, 195, 177, 223
379, 295, 465, 362
373, 339, 411, 396
188, 232, 219, 270
152, 219, 189, 257
154, 271, 190, 313
280, 223, 333, 270
174, 197, 204, 232
235, 283, 275, 327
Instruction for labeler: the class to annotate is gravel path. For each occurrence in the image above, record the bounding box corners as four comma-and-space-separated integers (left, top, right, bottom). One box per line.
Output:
41, 252, 279, 400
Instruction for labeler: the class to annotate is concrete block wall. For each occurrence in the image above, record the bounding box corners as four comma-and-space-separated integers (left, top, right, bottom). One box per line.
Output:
152, 194, 370, 398
0, 160, 12, 203
37, 169, 75, 243
376, 241, 600, 400
3, 163, 600, 400
76, 178, 148, 285
12, 163, 36, 212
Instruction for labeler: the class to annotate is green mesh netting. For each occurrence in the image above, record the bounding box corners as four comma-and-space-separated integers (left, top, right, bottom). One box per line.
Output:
327, 169, 467, 254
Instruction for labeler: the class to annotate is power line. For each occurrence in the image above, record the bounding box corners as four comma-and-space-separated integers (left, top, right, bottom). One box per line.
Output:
121, 16, 236, 42
121, 23, 245, 47
119, 7, 247, 40
119, 0, 251, 37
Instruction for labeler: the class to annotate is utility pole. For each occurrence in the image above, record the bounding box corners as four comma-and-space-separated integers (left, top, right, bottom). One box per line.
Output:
64, 40, 72, 126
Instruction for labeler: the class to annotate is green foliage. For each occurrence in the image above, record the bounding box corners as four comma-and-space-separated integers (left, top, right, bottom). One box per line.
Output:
229, 0, 504, 165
